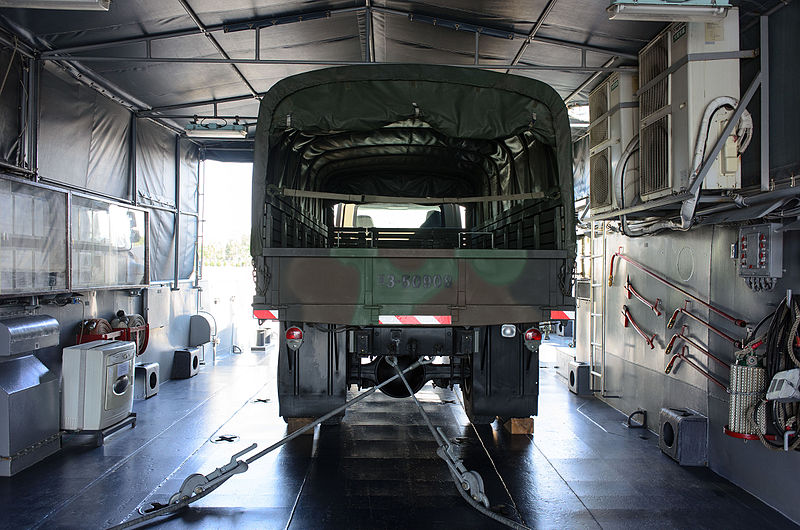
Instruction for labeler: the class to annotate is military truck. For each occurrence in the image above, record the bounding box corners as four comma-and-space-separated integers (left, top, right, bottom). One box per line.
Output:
251, 65, 575, 423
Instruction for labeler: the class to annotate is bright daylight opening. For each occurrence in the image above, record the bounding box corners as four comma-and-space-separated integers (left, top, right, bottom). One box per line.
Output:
201, 160, 273, 356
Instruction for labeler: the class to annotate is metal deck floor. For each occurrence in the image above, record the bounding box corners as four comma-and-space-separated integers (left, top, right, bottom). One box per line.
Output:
0, 341, 794, 529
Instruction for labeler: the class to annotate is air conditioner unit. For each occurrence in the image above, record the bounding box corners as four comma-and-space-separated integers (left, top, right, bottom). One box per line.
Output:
638, 10, 741, 203
588, 72, 639, 213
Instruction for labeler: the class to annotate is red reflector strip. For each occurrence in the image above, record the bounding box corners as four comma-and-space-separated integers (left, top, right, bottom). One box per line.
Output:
550, 310, 575, 320
378, 315, 452, 325
254, 309, 279, 320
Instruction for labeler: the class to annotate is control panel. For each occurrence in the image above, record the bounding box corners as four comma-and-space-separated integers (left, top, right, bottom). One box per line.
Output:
737, 223, 783, 279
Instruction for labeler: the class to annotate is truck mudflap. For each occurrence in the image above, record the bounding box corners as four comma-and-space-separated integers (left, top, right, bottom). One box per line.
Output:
463, 325, 539, 423
277, 322, 347, 419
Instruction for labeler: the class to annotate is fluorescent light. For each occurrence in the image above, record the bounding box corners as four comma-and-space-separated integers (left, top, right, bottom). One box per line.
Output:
0, 0, 110, 10
608, 0, 731, 22
185, 123, 248, 139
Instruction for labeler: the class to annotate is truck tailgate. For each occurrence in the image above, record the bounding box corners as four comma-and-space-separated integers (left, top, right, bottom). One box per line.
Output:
254, 248, 574, 326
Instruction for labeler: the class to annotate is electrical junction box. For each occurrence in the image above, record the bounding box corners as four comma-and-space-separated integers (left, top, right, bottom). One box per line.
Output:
638, 10, 741, 202
737, 223, 783, 279
766, 369, 800, 403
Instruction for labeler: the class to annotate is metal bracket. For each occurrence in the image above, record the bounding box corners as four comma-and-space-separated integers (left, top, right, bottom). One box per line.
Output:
621, 305, 656, 349
625, 276, 661, 316
625, 410, 647, 429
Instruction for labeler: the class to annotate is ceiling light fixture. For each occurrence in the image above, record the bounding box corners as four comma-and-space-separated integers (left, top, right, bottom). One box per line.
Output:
0, 0, 111, 10
608, 0, 731, 22
185, 117, 248, 139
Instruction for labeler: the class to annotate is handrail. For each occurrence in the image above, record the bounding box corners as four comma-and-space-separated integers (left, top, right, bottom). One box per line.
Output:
624, 275, 661, 316
621, 305, 656, 349
609, 249, 746, 327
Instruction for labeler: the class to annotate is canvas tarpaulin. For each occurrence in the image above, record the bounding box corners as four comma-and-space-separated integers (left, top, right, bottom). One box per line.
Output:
0, 47, 21, 166
252, 64, 574, 256
38, 64, 131, 199
180, 139, 200, 214
136, 119, 176, 209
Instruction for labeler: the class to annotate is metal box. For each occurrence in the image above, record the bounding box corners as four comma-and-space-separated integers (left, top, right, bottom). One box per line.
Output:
0, 355, 60, 475
0, 315, 59, 357
172, 348, 199, 379
568, 361, 592, 396
737, 223, 783, 279
0, 315, 61, 476
659, 408, 708, 466
134, 363, 159, 399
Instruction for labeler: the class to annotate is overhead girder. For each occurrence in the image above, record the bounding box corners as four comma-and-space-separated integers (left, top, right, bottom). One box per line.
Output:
40, 4, 638, 61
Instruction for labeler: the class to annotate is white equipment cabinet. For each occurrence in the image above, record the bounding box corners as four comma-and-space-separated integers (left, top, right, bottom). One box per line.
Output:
61, 340, 135, 431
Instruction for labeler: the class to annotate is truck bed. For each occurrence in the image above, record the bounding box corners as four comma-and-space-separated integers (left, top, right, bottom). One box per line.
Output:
253, 247, 574, 326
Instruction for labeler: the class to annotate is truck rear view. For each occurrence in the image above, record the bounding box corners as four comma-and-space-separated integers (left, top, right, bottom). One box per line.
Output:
251, 65, 575, 423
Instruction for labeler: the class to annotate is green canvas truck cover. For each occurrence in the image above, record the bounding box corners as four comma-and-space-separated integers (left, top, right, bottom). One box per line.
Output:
251, 64, 575, 258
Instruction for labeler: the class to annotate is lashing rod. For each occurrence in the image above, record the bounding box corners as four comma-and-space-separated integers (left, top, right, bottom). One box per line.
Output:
624, 275, 661, 316
665, 346, 728, 391
667, 301, 743, 348
621, 305, 656, 349
664, 326, 730, 369
609, 249, 746, 327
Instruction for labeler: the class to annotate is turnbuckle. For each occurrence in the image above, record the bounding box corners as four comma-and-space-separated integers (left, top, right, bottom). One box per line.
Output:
386, 356, 490, 508
142, 443, 258, 514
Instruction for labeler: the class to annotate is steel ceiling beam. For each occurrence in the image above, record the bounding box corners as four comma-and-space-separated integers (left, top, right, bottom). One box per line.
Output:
371, 5, 638, 60
565, 56, 619, 103
176, 0, 257, 98
138, 92, 262, 116
506, 0, 560, 74
42, 55, 635, 73
40, 4, 637, 61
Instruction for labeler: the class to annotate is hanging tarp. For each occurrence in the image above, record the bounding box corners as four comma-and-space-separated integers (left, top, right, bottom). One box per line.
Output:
38, 65, 130, 199
180, 139, 200, 214
149, 208, 175, 283
179, 214, 197, 279
0, 47, 22, 166
252, 64, 574, 256
136, 119, 175, 209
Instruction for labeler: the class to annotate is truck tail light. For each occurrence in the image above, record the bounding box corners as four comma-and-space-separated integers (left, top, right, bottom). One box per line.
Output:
525, 328, 542, 342
285, 327, 303, 350
524, 327, 541, 352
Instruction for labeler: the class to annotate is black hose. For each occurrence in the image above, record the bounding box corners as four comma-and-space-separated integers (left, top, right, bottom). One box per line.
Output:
761, 295, 800, 441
